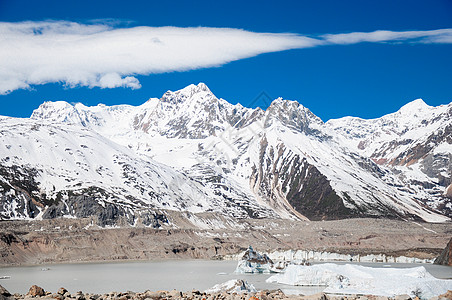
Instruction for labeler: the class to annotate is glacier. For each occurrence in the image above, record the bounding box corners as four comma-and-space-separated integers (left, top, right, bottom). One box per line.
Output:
266, 263, 452, 299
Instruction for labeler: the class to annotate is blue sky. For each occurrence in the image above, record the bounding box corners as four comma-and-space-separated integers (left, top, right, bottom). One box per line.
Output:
1, 0, 451, 121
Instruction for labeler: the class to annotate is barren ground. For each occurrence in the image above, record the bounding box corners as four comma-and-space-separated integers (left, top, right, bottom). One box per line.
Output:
0, 212, 451, 266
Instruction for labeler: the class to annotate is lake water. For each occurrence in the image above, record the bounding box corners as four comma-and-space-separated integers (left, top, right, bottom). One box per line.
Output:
0, 260, 451, 295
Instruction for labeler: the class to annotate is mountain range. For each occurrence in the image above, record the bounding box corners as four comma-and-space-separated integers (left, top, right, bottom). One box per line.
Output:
1, 83, 450, 226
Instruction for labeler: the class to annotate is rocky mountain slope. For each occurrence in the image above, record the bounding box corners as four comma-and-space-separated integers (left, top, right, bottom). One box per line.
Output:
327, 99, 452, 218
1, 83, 450, 225
0, 116, 276, 226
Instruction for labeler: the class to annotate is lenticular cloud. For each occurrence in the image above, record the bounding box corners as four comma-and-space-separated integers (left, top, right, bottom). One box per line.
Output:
321, 28, 452, 45
0, 21, 319, 94
1, 21, 451, 94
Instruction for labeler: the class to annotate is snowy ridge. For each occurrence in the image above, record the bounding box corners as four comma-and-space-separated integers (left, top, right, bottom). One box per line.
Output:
326, 99, 451, 160
327, 99, 452, 217
0, 117, 276, 225
2, 83, 450, 224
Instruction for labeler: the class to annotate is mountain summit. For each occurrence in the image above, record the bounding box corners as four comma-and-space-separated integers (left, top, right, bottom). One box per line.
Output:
1, 84, 450, 225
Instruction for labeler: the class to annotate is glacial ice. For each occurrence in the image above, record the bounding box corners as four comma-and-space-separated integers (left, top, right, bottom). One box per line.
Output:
234, 246, 275, 273
266, 263, 452, 299
205, 279, 257, 294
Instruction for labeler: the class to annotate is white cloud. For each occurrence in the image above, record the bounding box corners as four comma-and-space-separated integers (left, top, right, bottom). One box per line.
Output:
322, 29, 452, 45
0, 21, 320, 94
98, 73, 141, 89
0, 21, 451, 94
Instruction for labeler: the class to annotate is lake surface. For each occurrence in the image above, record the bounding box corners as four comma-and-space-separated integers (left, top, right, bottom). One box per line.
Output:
0, 260, 451, 295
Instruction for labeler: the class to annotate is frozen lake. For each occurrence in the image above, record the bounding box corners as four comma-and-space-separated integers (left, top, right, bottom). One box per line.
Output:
0, 260, 451, 295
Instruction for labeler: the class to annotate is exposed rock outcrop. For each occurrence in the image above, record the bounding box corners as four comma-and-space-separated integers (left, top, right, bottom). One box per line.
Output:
434, 237, 452, 266
0, 165, 42, 220
445, 184, 452, 199
42, 194, 169, 228
251, 139, 355, 220
0, 285, 13, 300
27, 285, 45, 297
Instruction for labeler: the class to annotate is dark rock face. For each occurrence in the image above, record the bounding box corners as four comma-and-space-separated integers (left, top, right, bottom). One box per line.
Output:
0, 285, 11, 296
251, 138, 355, 220
281, 156, 354, 221
42, 194, 123, 226
0, 284, 13, 300
43, 194, 168, 228
434, 237, 452, 266
0, 233, 18, 246
0, 165, 42, 220
140, 212, 168, 228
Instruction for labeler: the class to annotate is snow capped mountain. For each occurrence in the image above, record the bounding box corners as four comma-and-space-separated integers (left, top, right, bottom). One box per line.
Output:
0, 115, 276, 226
132, 83, 265, 139
327, 99, 452, 217
1, 83, 450, 225
326, 99, 451, 160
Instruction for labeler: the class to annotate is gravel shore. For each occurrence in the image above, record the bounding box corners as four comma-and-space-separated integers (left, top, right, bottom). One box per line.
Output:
1, 285, 451, 300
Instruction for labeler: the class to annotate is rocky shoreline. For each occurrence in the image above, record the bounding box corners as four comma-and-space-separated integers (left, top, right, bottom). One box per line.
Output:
1, 285, 452, 300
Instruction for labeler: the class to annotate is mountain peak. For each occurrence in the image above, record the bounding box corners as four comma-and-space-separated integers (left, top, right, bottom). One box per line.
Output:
264, 97, 325, 136
175, 82, 211, 95
161, 83, 214, 105
196, 82, 210, 91
398, 98, 430, 114
31, 100, 74, 120
39, 100, 73, 110
181, 82, 212, 95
